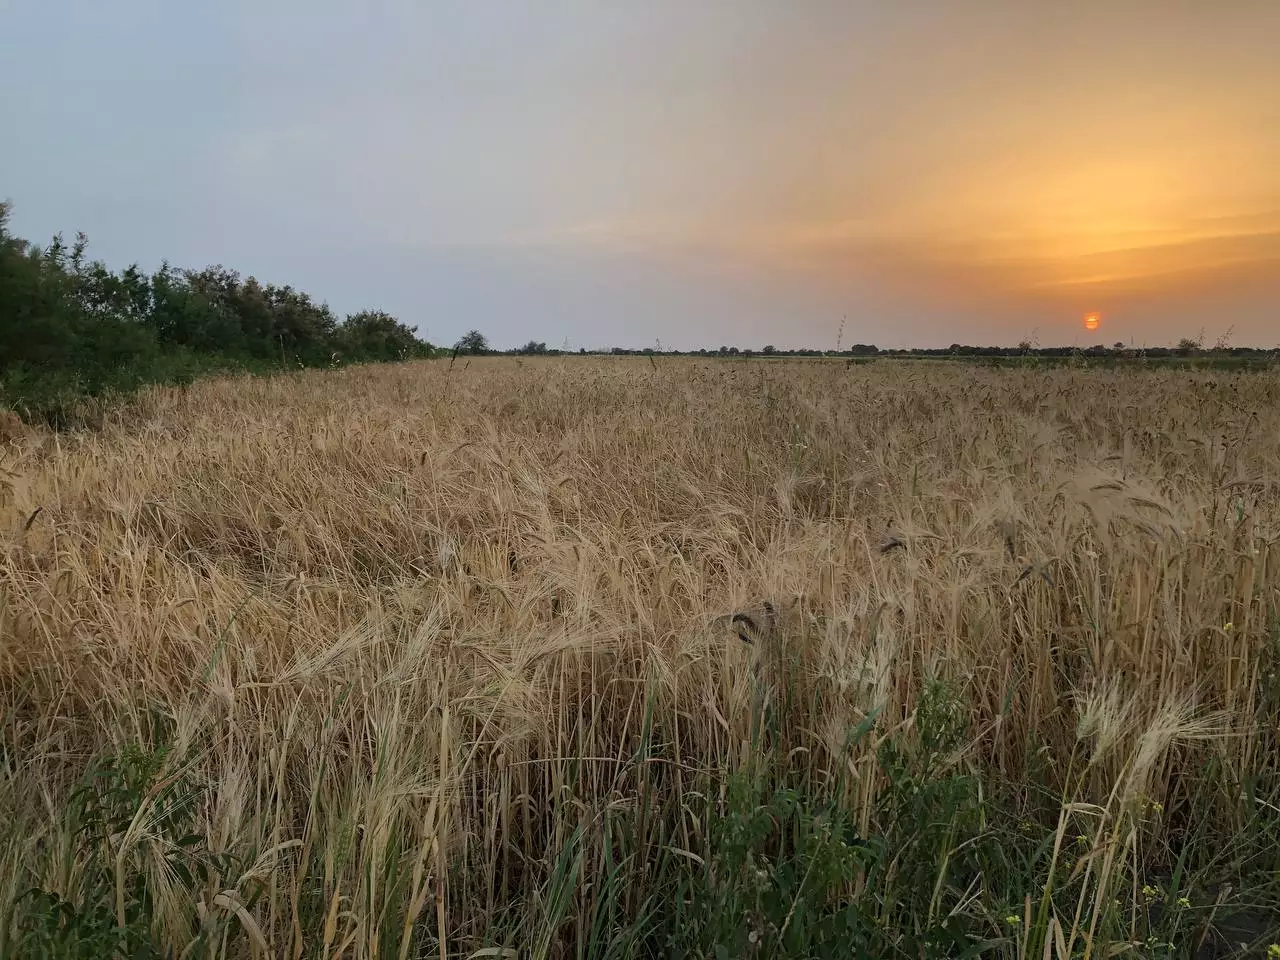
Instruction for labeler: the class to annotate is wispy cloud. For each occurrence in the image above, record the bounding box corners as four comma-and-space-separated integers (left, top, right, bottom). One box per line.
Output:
507, 206, 1280, 309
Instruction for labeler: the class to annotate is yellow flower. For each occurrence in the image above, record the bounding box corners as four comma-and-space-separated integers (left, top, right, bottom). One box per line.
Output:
1224, 622, 1234, 632
1005, 915, 1022, 926
1142, 884, 1161, 900
1267, 945, 1280, 959
1176, 896, 1191, 909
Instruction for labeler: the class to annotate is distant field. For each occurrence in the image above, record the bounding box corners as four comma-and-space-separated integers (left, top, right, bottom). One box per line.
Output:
3, 358, 1279, 957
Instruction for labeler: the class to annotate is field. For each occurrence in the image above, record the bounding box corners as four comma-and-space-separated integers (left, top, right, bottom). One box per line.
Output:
2, 357, 1279, 958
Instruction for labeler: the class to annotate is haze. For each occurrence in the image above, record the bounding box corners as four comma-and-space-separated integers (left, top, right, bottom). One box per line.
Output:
4, 1, 1278, 349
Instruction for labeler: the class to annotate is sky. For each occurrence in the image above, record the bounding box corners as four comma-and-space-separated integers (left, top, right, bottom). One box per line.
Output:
3, 1, 1278, 350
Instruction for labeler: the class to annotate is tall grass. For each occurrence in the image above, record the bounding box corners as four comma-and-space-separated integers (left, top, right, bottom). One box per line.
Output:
2, 358, 1278, 957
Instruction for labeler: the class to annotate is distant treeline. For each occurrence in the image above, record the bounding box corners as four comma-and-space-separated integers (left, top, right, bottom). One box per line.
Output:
1, 201, 433, 423
508, 342, 1278, 360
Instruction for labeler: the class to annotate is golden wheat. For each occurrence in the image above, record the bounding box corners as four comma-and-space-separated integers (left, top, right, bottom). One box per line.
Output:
2, 358, 1278, 956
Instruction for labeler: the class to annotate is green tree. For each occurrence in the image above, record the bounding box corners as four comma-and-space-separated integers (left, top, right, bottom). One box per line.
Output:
340, 311, 429, 362
1, 198, 446, 421
0, 202, 79, 369
149, 264, 240, 353
1175, 337, 1201, 356
455, 329, 489, 354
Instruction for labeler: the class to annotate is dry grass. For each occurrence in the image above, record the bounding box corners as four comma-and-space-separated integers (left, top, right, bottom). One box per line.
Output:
2, 357, 1279, 957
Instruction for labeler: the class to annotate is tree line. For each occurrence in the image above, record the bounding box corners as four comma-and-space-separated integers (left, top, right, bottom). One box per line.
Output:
461, 329, 1275, 360
1, 201, 433, 421
495, 341, 1276, 360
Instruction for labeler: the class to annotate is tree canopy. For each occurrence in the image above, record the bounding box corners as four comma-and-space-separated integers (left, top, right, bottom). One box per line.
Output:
1, 201, 434, 422
454, 330, 490, 354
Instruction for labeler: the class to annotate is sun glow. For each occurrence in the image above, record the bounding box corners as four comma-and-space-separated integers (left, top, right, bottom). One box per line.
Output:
1084, 312, 1101, 332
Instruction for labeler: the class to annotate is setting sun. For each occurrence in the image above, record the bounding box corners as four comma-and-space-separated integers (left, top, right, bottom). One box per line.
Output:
1084, 312, 1101, 332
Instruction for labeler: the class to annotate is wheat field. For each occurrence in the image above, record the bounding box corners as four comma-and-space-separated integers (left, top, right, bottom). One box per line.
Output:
2, 357, 1278, 958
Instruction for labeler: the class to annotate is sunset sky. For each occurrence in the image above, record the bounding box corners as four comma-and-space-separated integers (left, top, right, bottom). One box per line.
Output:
4, 1, 1278, 349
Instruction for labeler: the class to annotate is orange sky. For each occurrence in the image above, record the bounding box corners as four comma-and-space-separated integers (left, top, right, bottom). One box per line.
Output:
527, 3, 1280, 345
